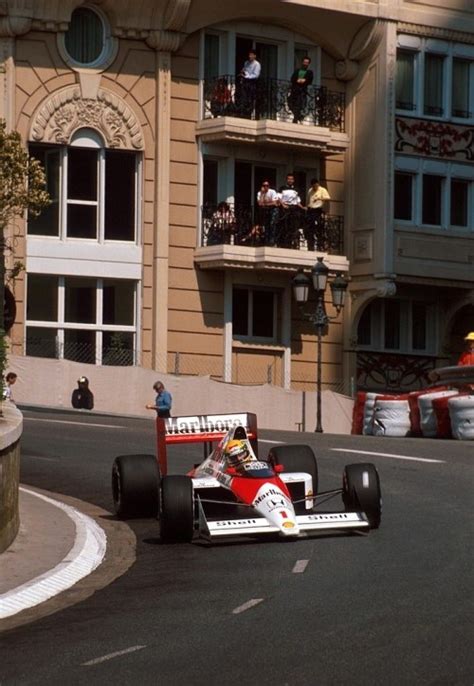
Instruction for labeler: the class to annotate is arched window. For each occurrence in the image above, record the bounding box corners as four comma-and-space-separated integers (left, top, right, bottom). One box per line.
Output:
28, 128, 139, 243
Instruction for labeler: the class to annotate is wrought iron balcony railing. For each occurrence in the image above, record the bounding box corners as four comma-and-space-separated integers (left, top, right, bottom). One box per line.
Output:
201, 203, 344, 255
203, 75, 345, 132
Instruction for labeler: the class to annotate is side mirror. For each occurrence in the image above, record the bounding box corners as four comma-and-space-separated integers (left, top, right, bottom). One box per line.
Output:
274, 464, 284, 473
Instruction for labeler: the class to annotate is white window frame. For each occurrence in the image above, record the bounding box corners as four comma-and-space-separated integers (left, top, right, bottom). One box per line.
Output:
394, 155, 473, 231
396, 35, 474, 124
25, 275, 138, 365
29, 131, 141, 245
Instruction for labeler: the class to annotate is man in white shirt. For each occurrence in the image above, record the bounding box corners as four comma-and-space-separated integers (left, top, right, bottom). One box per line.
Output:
237, 50, 261, 117
278, 173, 304, 248
305, 178, 331, 251
257, 181, 279, 245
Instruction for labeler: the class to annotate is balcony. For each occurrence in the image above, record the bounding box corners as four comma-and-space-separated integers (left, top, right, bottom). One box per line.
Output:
196, 76, 349, 153
194, 203, 347, 273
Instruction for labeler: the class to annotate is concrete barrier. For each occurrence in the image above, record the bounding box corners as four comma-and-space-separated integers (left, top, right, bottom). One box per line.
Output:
0, 403, 23, 553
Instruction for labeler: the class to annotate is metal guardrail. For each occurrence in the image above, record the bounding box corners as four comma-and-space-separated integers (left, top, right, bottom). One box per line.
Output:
203, 75, 345, 131
201, 203, 344, 254
428, 365, 474, 386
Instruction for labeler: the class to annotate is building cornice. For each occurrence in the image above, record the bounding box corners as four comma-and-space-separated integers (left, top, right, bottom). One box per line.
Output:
397, 22, 474, 45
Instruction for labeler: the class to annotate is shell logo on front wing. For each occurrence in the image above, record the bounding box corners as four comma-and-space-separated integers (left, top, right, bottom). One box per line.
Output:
282, 521, 295, 529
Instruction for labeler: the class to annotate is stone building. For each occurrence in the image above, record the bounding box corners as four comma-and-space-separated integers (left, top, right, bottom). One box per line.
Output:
1, 0, 472, 396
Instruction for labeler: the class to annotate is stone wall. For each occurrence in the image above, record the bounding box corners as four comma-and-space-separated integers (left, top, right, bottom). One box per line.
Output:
0, 404, 23, 553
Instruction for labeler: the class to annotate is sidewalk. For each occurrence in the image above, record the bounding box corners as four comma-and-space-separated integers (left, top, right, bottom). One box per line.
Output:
0, 486, 136, 631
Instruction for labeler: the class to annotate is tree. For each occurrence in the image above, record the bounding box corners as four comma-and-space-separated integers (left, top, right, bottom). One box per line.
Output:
0, 119, 50, 388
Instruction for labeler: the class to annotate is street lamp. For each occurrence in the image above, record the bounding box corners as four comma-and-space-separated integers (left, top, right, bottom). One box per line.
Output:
292, 256, 348, 433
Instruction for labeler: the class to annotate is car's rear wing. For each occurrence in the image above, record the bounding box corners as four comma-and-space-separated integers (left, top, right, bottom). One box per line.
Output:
156, 412, 258, 475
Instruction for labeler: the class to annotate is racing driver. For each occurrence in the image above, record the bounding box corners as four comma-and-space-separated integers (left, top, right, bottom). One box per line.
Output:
225, 439, 252, 469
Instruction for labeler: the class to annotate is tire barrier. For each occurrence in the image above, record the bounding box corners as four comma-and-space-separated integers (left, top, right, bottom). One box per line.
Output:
418, 390, 459, 438
449, 395, 474, 441
372, 398, 411, 437
408, 386, 449, 436
362, 392, 378, 435
351, 392, 367, 435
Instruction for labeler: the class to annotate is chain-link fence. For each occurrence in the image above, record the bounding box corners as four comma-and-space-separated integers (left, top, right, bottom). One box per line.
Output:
23, 339, 348, 392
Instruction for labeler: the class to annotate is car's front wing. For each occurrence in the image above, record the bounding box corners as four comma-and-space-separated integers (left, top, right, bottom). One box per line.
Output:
198, 507, 369, 539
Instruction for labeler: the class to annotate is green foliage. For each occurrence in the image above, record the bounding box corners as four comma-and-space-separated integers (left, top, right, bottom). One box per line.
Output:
0, 120, 50, 231
0, 119, 51, 382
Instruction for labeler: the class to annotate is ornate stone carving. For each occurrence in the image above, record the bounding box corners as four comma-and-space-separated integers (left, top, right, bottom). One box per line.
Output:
30, 87, 144, 149
395, 117, 474, 161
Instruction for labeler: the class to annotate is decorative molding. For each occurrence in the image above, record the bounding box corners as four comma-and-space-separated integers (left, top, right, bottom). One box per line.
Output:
146, 29, 183, 52
163, 0, 192, 32
336, 19, 387, 82
0, 15, 31, 37
397, 22, 474, 45
349, 20, 387, 62
30, 87, 144, 150
335, 59, 358, 82
395, 116, 474, 161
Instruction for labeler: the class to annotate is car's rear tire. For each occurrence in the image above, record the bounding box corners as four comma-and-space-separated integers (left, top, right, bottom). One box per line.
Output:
268, 444, 318, 512
112, 454, 160, 519
160, 475, 195, 543
343, 463, 381, 529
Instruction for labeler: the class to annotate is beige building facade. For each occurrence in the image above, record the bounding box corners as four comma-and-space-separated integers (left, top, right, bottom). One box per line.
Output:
1, 0, 473, 396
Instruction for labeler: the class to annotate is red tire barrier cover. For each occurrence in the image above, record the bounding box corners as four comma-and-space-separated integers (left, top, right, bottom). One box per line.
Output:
408, 386, 448, 436
432, 396, 453, 439
351, 392, 367, 435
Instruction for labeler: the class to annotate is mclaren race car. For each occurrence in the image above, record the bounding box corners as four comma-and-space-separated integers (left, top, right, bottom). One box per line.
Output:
111, 412, 381, 543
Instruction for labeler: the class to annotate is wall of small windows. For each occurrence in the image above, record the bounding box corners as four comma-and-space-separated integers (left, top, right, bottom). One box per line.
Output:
394, 156, 473, 230
396, 35, 473, 122
357, 298, 437, 354
26, 275, 138, 365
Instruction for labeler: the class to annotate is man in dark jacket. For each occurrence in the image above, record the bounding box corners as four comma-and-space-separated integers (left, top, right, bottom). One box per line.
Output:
71, 376, 94, 410
288, 56, 314, 123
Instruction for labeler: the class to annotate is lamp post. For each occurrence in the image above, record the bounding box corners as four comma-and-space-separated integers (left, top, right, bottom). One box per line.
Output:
292, 257, 348, 433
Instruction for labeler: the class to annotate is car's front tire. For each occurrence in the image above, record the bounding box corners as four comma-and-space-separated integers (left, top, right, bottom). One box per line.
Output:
112, 454, 160, 519
160, 475, 195, 543
342, 463, 381, 529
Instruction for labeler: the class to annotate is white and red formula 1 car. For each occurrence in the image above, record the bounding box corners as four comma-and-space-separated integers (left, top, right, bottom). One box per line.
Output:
111, 412, 381, 543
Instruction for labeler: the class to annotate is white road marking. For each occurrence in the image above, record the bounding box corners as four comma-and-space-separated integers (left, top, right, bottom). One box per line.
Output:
232, 598, 264, 614
331, 448, 444, 464
82, 645, 146, 666
292, 559, 309, 574
24, 417, 126, 429
0, 488, 107, 619
22, 454, 60, 462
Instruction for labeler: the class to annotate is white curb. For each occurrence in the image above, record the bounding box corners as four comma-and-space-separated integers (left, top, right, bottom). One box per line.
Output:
0, 488, 107, 619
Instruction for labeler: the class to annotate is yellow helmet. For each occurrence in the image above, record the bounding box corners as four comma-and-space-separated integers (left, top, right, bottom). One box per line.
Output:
464, 332, 474, 341
225, 439, 250, 467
